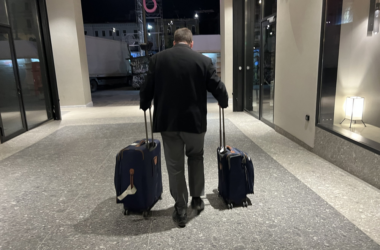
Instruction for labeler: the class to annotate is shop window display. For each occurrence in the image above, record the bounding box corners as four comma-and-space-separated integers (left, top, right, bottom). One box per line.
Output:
318, 0, 380, 151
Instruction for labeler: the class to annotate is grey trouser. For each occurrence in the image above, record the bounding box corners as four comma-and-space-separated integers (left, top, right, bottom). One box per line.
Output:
161, 131, 206, 214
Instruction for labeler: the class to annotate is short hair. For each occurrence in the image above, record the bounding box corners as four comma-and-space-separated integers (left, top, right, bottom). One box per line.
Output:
174, 28, 193, 44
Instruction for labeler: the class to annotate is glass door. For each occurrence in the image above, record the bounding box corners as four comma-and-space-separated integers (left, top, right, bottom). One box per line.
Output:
260, 17, 276, 124
244, 0, 261, 118
244, 1, 276, 125
7, 0, 53, 129
0, 26, 26, 142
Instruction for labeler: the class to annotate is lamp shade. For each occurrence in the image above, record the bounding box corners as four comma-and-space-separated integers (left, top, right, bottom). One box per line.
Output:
345, 97, 364, 120
375, 3, 380, 35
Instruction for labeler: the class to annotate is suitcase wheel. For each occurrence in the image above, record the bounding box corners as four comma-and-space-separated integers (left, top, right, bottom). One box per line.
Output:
243, 201, 248, 208
142, 211, 151, 218
123, 209, 130, 216
227, 203, 233, 209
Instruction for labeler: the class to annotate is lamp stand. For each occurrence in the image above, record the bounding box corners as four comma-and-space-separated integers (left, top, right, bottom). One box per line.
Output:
340, 118, 367, 128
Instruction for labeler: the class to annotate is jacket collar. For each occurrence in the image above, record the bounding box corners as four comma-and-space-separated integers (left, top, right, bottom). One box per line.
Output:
174, 43, 192, 49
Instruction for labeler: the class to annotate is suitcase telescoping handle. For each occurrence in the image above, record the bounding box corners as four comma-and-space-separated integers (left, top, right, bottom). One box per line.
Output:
143, 107, 154, 149
219, 107, 226, 150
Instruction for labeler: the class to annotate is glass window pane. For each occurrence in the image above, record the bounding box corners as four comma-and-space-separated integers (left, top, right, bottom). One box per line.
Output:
264, 0, 277, 17
0, 32, 24, 137
0, 0, 9, 25
319, 0, 380, 148
7, 0, 53, 128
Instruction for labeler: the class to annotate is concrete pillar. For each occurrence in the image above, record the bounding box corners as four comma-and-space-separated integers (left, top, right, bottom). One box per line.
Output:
46, 0, 92, 107
220, 0, 233, 98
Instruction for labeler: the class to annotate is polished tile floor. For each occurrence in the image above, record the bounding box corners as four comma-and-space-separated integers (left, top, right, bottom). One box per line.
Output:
0, 88, 380, 250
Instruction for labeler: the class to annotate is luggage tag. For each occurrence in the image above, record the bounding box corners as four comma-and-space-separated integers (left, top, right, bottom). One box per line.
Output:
117, 185, 137, 201
117, 169, 137, 201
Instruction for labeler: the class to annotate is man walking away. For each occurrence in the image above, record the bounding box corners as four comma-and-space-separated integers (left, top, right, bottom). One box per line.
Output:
140, 28, 229, 228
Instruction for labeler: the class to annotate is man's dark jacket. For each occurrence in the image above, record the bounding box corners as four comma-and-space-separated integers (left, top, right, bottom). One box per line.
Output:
140, 44, 229, 134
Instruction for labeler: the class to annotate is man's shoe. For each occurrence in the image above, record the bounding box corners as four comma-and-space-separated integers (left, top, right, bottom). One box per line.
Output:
191, 197, 205, 213
172, 208, 187, 228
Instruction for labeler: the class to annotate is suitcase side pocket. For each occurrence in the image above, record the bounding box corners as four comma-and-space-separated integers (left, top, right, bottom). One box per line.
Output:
246, 159, 254, 194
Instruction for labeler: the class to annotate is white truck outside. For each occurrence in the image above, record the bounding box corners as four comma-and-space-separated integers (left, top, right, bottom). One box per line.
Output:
85, 36, 132, 92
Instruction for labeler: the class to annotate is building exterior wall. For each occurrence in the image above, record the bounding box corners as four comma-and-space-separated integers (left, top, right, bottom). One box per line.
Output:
163, 18, 199, 49
46, 0, 92, 107
274, 0, 323, 148
84, 22, 161, 52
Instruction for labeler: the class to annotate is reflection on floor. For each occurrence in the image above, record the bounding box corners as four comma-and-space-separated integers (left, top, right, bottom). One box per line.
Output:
246, 100, 274, 123
0, 111, 24, 136
0, 88, 379, 249
336, 122, 380, 144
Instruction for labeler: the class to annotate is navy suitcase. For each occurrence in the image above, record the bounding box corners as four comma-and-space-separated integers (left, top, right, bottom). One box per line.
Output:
217, 108, 254, 209
114, 109, 163, 217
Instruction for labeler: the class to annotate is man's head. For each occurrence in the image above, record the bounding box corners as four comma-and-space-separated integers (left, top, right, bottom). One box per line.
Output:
173, 28, 194, 48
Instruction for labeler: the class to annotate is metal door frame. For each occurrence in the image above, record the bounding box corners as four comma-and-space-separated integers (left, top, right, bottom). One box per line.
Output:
242, 2, 277, 128
258, 15, 276, 127
0, 25, 28, 143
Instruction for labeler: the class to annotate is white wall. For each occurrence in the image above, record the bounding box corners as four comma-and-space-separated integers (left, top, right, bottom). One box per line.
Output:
334, 0, 380, 127
274, 0, 323, 147
220, 0, 233, 98
46, 0, 92, 107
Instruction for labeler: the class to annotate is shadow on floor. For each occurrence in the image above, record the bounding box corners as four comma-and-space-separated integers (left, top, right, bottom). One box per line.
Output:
73, 197, 203, 236
73, 191, 243, 236
207, 189, 253, 210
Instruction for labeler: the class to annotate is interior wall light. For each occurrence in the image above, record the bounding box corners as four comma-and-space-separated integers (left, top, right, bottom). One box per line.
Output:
368, 0, 380, 35
340, 97, 366, 128
374, 1, 380, 35
259, 0, 262, 4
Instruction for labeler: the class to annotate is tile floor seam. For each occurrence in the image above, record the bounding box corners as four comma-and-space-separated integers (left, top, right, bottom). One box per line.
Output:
36, 223, 60, 250
241, 208, 264, 250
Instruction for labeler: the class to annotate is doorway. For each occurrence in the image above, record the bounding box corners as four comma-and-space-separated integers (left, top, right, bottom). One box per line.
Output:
243, 0, 277, 126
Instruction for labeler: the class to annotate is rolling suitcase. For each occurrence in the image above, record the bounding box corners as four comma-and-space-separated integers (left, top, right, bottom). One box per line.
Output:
114, 108, 163, 217
217, 107, 254, 209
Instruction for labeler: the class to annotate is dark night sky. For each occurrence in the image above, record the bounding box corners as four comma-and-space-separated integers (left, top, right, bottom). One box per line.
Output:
81, 0, 220, 34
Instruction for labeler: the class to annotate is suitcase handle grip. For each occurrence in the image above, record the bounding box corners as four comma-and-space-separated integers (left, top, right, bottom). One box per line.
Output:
136, 139, 146, 147
226, 145, 235, 153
